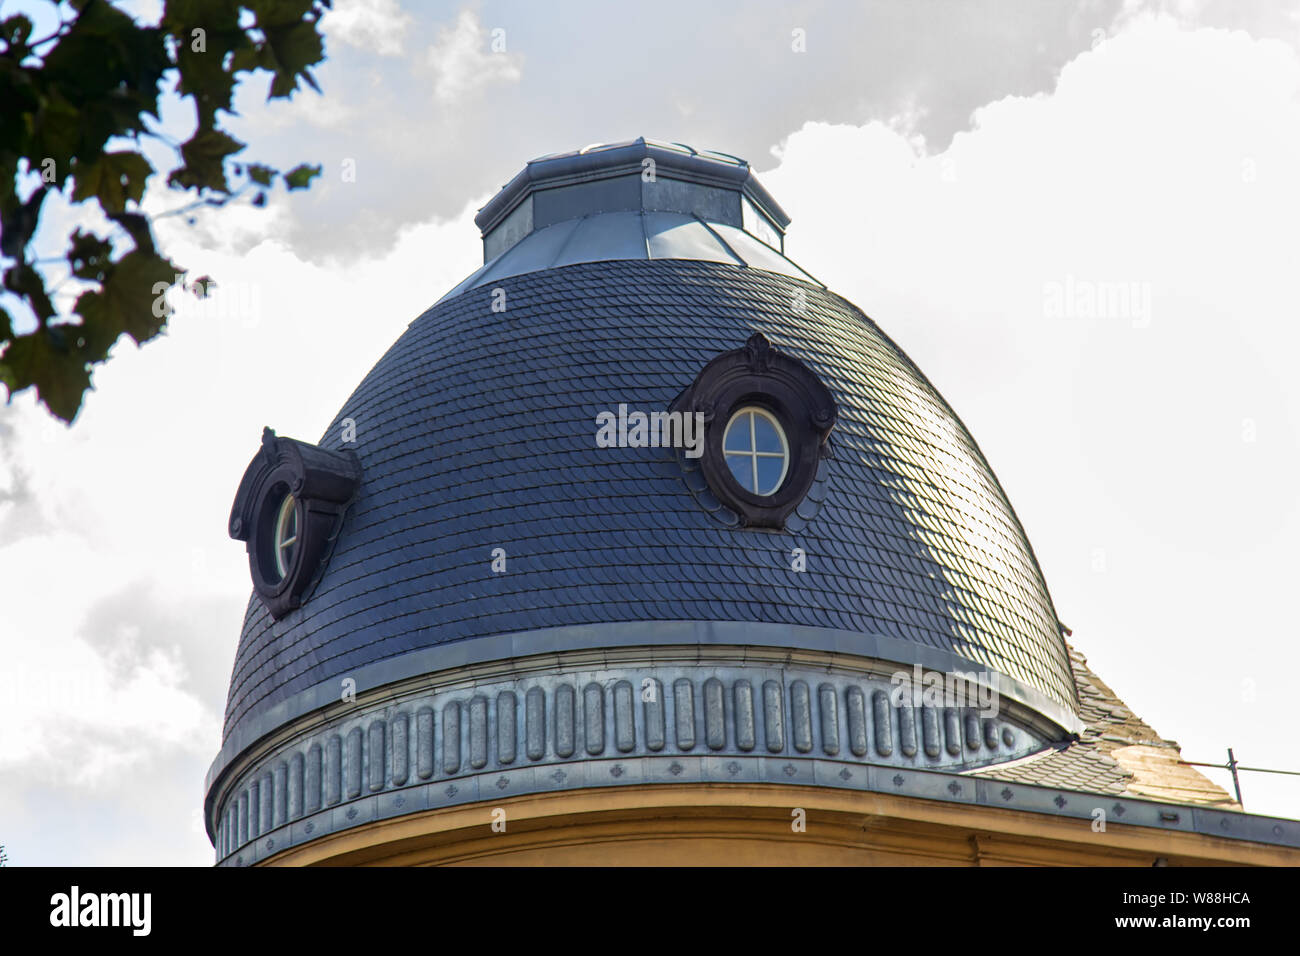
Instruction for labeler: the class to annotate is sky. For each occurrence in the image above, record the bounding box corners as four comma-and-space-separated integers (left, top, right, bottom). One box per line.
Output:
1, 0, 1299, 865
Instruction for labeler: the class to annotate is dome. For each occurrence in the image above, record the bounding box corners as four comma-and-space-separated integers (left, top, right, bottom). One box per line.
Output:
205, 139, 1083, 864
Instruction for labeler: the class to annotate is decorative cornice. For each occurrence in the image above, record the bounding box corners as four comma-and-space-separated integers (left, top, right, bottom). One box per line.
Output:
208, 651, 1066, 863
207, 621, 1088, 818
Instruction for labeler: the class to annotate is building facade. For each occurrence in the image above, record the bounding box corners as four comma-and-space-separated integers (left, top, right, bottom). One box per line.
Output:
205, 140, 1298, 866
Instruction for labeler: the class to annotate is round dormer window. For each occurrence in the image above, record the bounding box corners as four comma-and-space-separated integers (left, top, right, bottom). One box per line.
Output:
229, 428, 362, 619
273, 493, 300, 581
723, 407, 789, 496
669, 333, 837, 529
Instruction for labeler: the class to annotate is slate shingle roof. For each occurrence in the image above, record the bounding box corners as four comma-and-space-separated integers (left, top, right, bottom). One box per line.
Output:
972, 643, 1234, 805
223, 258, 1077, 746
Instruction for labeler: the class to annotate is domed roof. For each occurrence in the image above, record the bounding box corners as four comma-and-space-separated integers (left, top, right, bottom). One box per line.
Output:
217, 143, 1079, 761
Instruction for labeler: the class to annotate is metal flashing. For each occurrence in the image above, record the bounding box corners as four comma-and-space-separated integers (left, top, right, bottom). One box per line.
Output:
474, 138, 789, 261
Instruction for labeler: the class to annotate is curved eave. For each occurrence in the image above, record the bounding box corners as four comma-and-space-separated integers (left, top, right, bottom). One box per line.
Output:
204, 619, 1087, 840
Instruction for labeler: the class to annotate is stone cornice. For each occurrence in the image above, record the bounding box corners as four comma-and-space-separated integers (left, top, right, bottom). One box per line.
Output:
208, 620, 1087, 820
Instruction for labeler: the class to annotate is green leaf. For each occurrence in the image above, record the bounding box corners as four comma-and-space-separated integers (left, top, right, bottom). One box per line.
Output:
0, 187, 47, 260
40, 1, 169, 136
246, 163, 276, 186
75, 250, 181, 348
3, 260, 56, 324
228, 40, 275, 75
1, 14, 34, 50
167, 1, 250, 122
247, 0, 316, 30
0, 328, 92, 423
282, 162, 320, 190
0, 0, 329, 424
66, 229, 115, 282
25, 93, 82, 185
264, 21, 324, 98
163, 0, 242, 28
176, 39, 238, 120
72, 150, 154, 213
170, 126, 245, 193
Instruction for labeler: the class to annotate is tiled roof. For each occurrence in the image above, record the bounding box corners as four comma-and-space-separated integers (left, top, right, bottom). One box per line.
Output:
973, 643, 1235, 805
223, 259, 1076, 747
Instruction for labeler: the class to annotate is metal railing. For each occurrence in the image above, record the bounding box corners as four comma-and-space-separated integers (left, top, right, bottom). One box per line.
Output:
1179, 748, 1300, 807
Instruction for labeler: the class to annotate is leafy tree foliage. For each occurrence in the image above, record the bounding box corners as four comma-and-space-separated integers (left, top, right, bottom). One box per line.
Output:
0, 0, 329, 422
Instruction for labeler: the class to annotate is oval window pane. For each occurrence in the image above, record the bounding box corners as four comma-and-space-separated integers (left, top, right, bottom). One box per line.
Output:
725, 452, 753, 490
721, 406, 789, 497
752, 414, 783, 454
274, 493, 298, 580
723, 414, 752, 451
755, 455, 785, 495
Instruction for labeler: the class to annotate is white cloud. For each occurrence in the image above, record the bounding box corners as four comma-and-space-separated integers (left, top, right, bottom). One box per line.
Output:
424, 9, 522, 105
0, 532, 213, 788
323, 0, 413, 57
